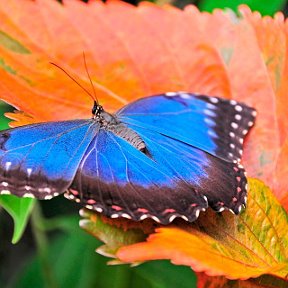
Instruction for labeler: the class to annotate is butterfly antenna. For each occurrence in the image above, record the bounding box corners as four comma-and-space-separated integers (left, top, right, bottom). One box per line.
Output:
83, 52, 99, 104
50, 62, 96, 102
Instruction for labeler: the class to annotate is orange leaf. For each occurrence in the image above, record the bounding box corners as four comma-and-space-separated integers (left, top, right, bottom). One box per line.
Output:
0, 0, 230, 124
116, 179, 288, 280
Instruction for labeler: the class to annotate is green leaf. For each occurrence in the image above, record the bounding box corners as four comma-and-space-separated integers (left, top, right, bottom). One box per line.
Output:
199, 0, 286, 16
11, 215, 196, 288
0, 195, 35, 243
79, 209, 147, 259
0, 101, 10, 130
0, 102, 34, 243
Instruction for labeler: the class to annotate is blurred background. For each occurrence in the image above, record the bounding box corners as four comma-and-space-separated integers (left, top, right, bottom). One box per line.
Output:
0, 0, 287, 287
124, 0, 288, 15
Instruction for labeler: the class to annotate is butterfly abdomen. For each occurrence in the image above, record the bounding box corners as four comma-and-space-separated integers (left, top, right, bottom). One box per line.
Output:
107, 123, 146, 152
97, 109, 146, 152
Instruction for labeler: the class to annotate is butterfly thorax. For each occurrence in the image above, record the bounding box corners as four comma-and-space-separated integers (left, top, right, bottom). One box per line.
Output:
93, 103, 146, 153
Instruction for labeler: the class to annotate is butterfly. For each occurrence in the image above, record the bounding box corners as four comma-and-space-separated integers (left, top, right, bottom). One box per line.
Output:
0, 92, 256, 224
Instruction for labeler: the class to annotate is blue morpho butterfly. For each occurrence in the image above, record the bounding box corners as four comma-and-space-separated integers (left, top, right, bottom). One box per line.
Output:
0, 74, 256, 224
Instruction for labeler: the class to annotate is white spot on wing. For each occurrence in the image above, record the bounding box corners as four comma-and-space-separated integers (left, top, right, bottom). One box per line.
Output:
44, 195, 53, 200
1, 190, 11, 195
95, 207, 103, 213
111, 214, 119, 218
230, 100, 237, 105
210, 97, 219, 103
27, 168, 32, 177
179, 93, 191, 99
168, 215, 177, 222
204, 118, 215, 126
231, 122, 239, 129
229, 209, 235, 215
206, 103, 216, 110
151, 216, 160, 223
139, 214, 148, 221
23, 193, 35, 198
195, 209, 200, 218
208, 130, 217, 138
242, 129, 248, 135
1, 182, 8, 187
165, 92, 178, 97
204, 109, 216, 117
121, 213, 131, 219
181, 215, 189, 221
235, 105, 243, 112
235, 114, 242, 121
5, 162, 11, 171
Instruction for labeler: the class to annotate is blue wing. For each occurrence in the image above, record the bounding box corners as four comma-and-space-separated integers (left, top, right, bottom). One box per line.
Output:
0, 120, 99, 199
68, 129, 208, 224
117, 92, 256, 163
67, 93, 256, 223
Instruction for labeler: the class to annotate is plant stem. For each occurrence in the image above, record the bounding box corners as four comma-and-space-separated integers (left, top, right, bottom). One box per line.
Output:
30, 201, 58, 288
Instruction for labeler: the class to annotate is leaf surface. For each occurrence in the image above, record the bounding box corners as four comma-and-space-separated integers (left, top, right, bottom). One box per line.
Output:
0, 0, 230, 125
0, 195, 34, 243
116, 179, 288, 280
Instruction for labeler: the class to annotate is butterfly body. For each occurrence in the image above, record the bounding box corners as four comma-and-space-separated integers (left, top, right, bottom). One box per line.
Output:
0, 92, 256, 224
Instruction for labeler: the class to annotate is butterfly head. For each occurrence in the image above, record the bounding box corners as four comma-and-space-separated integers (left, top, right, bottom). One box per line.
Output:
91, 101, 117, 127
92, 101, 104, 118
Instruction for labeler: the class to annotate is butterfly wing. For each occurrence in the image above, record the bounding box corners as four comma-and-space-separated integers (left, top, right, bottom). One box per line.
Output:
122, 126, 248, 216
0, 120, 98, 199
68, 93, 255, 223
68, 129, 208, 224
117, 92, 256, 163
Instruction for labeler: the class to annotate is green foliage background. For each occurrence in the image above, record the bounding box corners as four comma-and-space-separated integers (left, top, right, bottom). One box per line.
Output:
0, 0, 286, 287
